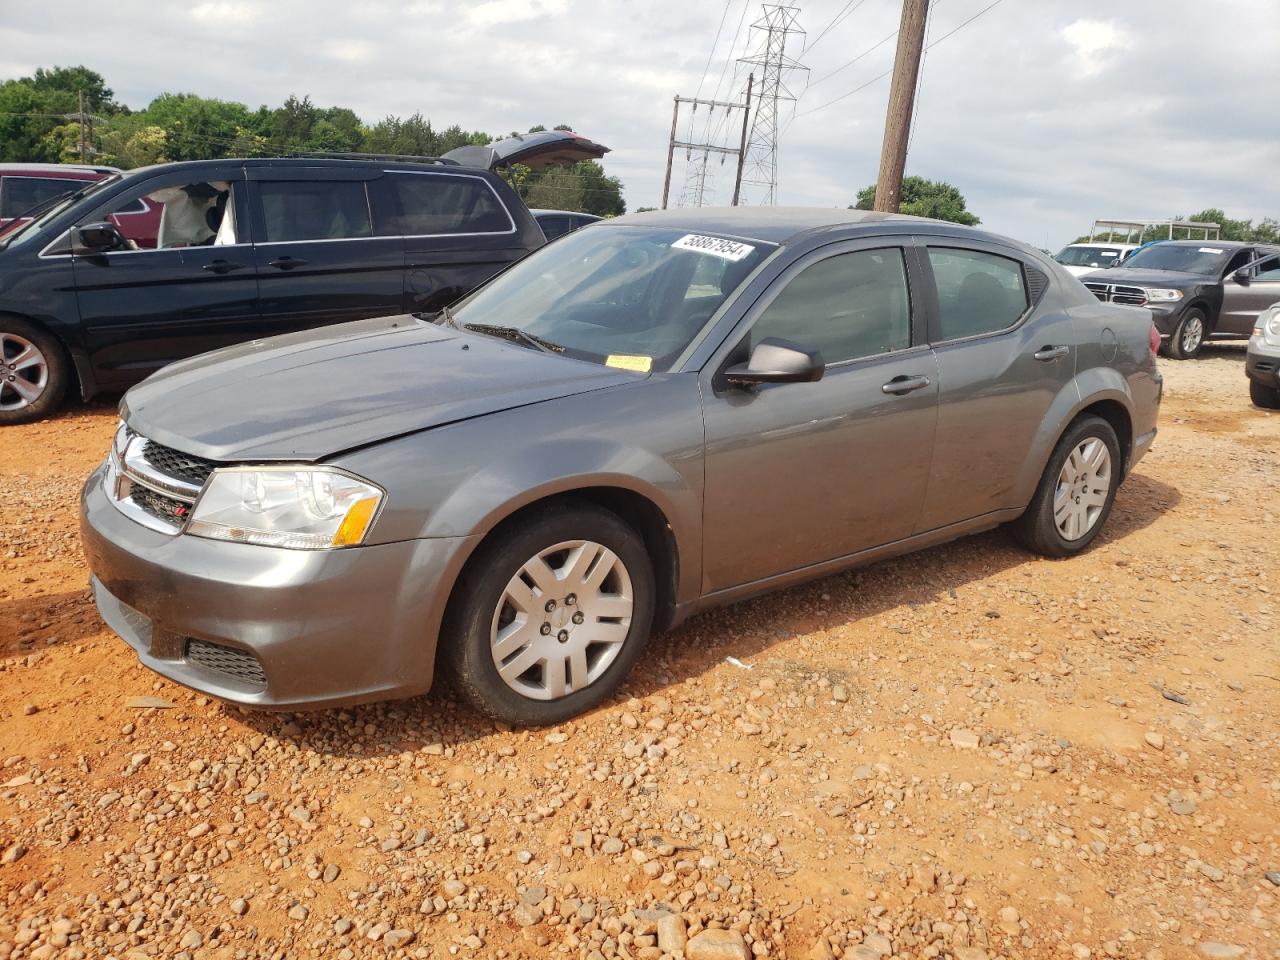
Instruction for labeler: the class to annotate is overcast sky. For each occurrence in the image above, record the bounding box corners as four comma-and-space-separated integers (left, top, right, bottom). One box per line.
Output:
2, 0, 1277, 248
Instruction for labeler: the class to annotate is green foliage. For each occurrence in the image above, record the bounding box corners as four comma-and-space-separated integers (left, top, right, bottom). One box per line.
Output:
1072, 209, 1280, 246
525, 167, 585, 212
521, 160, 625, 217
853, 176, 980, 226
143, 93, 262, 160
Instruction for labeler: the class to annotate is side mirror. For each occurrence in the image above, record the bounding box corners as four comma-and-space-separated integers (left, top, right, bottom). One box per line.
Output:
1106, 258, 1121, 268
72, 222, 127, 255
1232, 269, 1251, 285
723, 337, 825, 387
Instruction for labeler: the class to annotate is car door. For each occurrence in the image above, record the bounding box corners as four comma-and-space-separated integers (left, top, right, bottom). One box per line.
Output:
68, 165, 261, 389
913, 239, 1074, 532
247, 167, 405, 331
700, 240, 939, 592
375, 169, 530, 315
1220, 250, 1280, 335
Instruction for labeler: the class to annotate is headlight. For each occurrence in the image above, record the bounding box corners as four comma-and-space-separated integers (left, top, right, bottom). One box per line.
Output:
1258, 306, 1280, 345
186, 467, 383, 550
1143, 288, 1183, 302
112, 420, 130, 457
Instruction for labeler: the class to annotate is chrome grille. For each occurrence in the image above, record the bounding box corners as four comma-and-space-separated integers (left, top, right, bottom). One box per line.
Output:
142, 441, 216, 487
186, 639, 267, 688
1084, 281, 1147, 306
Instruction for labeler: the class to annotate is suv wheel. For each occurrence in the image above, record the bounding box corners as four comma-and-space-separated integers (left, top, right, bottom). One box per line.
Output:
1250, 378, 1280, 410
444, 503, 655, 726
1166, 307, 1207, 360
0, 317, 68, 425
1011, 415, 1121, 558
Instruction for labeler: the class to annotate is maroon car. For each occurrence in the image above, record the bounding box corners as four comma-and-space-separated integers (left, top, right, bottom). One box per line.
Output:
0, 163, 163, 247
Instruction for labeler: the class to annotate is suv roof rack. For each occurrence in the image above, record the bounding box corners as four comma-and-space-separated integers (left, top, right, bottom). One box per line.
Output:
284, 152, 461, 166
1089, 218, 1222, 242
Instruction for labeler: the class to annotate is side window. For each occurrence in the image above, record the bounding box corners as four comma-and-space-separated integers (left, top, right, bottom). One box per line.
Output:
0, 176, 84, 218
927, 247, 1028, 341
1224, 249, 1253, 274
538, 216, 572, 240
1249, 253, 1280, 281
258, 180, 371, 242
102, 179, 239, 251
382, 172, 511, 236
750, 248, 912, 364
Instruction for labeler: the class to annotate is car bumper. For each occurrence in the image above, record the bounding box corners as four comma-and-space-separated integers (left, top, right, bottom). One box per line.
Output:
1246, 338, 1280, 388
80, 463, 478, 710
1147, 302, 1186, 338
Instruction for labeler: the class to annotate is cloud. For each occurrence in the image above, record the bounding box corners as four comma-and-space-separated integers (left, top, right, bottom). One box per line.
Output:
323, 40, 375, 64
189, 1, 260, 23
1062, 19, 1130, 77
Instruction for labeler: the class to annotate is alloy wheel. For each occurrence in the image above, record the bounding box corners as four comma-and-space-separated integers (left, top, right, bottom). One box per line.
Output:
0, 333, 49, 411
1181, 315, 1204, 355
490, 539, 634, 701
1053, 438, 1112, 541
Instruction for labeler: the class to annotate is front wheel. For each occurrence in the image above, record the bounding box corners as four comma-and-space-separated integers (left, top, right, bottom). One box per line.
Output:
1165, 308, 1207, 360
0, 317, 69, 425
443, 502, 655, 726
1251, 378, 1280, 410
1011, 415, 1121, 558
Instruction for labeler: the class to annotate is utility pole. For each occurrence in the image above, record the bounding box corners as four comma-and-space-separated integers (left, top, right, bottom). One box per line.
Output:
660, 83, 754, 209
66, 90, 96, 163
873, 0, 928, 212
738, 4, 807, 206
78, 90, 87, 162
731, 73, 755, 206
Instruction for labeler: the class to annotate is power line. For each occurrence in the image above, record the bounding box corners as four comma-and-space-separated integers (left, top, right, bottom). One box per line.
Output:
695, 0, 737, 100
793, 0, 1006, 120
802, 0, 871, 58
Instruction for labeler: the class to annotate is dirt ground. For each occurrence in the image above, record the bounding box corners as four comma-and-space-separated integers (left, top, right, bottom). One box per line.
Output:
1, 345, 1277, 960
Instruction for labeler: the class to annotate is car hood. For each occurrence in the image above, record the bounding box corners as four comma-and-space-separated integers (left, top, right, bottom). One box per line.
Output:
1080, 267, 1211, 287
122, 315, 637, 462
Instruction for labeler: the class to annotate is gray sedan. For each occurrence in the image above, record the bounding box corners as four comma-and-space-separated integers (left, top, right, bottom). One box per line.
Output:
81, 208, 1162, 725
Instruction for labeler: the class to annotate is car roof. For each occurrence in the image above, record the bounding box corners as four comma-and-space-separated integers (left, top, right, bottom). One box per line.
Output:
117, 156, 499, 180
606, 205, 946, 245
1158, 239, 1254, 249
530, 209, 602, 219
0, 163, 117, 176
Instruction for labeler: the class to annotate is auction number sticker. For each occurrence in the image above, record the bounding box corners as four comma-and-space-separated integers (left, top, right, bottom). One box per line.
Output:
1199, 247, 1224, 254
606, 354, 653, 373
671, 234, 755, 261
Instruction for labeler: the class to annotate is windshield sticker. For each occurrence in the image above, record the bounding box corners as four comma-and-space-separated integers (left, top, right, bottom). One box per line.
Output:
1199, 247, 1224, 254
606, 354, 653, 373
671, 234, 755, 262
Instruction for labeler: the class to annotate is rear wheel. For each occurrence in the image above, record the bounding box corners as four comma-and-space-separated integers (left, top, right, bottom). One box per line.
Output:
1166, 307, 1207, 360
1251, 378, 1280, 410
1011, 415, 1121, 558
0, 316, 68, 425
443, 502, 655, 726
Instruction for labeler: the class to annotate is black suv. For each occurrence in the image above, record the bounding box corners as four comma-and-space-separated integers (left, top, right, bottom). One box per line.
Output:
1081, 240, 1280, 359
0, 131, 609, 423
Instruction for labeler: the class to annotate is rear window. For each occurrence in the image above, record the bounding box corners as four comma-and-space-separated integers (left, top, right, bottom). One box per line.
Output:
258, 180, 372, 242
381, 172, 512, 236
0, 176, 89, 219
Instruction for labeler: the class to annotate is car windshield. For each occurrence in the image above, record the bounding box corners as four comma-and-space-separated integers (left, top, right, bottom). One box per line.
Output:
1055, 246, 1124, 267
1119, 243, 1231, 275
0, 173, 120, 249
450, 225, 775, 372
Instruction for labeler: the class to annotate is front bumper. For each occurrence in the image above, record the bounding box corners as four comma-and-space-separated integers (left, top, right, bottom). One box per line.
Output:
1246, 338, 1280, 388
1148, 302, 1186, 338
81, 463, 479, 710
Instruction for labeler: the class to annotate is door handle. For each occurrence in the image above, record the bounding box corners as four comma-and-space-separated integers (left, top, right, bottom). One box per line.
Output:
881, 374, 931, 396
267, 256, 307, 270
1033, 345, 1070, 361
202, 259, 245, 274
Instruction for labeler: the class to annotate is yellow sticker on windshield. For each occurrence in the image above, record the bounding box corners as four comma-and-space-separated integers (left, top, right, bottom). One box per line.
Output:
606, 354, 653, 373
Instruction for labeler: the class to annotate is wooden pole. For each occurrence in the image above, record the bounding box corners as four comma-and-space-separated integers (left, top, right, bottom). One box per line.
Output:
661, 97, 679, 209
731, 74, 755, 206
873, 0, 928, 212
78, 90, 87, 162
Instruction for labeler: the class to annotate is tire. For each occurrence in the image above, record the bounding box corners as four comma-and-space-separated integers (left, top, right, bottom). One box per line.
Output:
1251, 378, 1280, 410
1166, 307, 1207, 360
0, 316, 69, 425
1011, 415, 1121, 558
443, 502, 655, 726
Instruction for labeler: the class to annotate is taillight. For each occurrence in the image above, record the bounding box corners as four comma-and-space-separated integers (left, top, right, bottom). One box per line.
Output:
1148, 323, 1160, 359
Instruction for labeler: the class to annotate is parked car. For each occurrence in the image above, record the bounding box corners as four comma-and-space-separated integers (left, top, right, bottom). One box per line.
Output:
1081, 240, 1280, 359
1053, 241, 1138, 276
1246, 301, 1280, 409
531, 209, 603, 241
0, 130, 609, 424
0, 163, 120, 235
81, 207, 1162, 725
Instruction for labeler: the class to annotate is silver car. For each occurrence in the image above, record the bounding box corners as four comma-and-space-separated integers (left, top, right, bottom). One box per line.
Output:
81, 208, 1162, 725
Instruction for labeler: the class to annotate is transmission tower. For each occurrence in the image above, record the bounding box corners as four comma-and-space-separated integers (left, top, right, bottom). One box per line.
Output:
737, 4, 807, 205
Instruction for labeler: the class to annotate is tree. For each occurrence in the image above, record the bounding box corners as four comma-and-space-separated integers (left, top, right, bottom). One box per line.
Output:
853, 176, 979, 225
521, 159, 625, 217
143, 93, 260, 161
525, 167, 585, 212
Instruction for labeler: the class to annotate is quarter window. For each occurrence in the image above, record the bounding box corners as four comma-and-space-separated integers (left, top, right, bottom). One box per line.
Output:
750, 248, 912, 364
258, 180, 371, 242
382, 172, 511, 236
927, 247, 1028, 341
